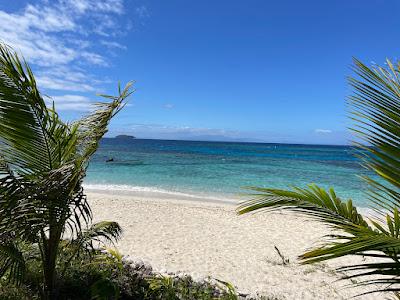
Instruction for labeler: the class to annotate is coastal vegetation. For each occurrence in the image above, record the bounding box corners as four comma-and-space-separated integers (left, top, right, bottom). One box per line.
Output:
0, 42, 131, 299
238, 58, 400, 297
2, 40, 397, 300
0, 43, 241, 299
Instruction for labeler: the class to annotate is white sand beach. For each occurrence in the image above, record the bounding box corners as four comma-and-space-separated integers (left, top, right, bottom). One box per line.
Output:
88, 191, 384, 300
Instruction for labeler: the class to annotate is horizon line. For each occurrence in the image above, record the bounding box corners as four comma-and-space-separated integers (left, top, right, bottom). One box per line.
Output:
104, 136, 352, 147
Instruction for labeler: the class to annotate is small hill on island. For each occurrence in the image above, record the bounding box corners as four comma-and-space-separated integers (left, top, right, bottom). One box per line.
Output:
115, 134, 136, 139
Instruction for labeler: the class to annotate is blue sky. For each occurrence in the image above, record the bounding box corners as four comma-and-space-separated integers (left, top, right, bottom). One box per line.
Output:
1, 0, 399, 144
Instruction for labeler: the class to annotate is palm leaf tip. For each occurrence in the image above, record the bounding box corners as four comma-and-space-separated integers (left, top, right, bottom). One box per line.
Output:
75, 81, 135, 163
82, 221, 123, 244
238, 184, 368, 227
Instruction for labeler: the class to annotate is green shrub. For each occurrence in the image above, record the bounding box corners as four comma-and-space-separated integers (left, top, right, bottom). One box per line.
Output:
0, 247, 240, 300
146, 275, 238, 300
0, 279, 38, 300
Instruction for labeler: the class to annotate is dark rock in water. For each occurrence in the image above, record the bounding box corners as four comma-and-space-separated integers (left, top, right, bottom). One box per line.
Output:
115, 134, 136, 139
106, 158, 114, 162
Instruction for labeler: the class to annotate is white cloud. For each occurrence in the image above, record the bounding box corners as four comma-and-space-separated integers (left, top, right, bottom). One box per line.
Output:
0, 0, 129, 104
36, 76, 97, 92
315, 129, 332, 134
100, 40, 127, 50
164, 103, 174, 109
49, 94, 94, 111
35, 66, 108, 92
128, 123, 240, 138
135, 6, 149, 19
81, 52, 108, 66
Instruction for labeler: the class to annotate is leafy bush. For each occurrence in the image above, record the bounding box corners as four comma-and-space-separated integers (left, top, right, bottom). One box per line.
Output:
146, 275, 238, 300
0, 247, 241, 300
0, 279, 37, 300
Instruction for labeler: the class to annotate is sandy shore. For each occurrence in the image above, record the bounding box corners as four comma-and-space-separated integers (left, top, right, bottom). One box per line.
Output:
88, 190, 384, 300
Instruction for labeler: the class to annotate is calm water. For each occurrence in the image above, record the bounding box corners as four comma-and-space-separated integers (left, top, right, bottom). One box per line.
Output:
86, 138, 375, 206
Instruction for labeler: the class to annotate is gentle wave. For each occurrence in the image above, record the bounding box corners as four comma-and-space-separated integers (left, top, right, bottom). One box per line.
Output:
83, 183, 238, 203
83, 184, 374, 208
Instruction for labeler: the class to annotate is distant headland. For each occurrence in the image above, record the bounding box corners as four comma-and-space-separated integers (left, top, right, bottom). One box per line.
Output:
114, 134, 136, 139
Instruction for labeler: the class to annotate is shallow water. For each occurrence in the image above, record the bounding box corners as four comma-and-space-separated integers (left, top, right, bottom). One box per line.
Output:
86, 138, 376, 206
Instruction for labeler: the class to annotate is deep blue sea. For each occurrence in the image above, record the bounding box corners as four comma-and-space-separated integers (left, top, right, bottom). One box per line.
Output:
85, 138, 375, 206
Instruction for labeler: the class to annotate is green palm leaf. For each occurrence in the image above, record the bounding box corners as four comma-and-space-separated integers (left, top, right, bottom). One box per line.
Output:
349, 58, 400, 215
0, 237, 26, 286
75, 81, 134, 163
0, 44, 56, 174
0, 43, 133, 297
73, 221, 123, 250
60, 221, 122, 275
238, 184, 369, 230
237, 57, 400, 295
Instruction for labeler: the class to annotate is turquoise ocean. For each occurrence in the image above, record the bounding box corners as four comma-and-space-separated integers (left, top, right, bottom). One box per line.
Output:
85, 138, 375, 207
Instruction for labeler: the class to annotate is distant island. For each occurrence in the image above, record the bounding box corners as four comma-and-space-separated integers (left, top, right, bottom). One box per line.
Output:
115, 134, 136, 139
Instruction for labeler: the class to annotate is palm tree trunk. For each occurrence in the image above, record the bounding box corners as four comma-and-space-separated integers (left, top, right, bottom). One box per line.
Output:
42, 226, 62, 300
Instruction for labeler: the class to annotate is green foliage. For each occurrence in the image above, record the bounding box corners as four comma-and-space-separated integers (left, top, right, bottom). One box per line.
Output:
237, 57, 400, 295
0, 279, 38, 300
146, 275, 238, 300
0, 247, 240, 300
0, 43, 237, 300
0, 42, 133, 299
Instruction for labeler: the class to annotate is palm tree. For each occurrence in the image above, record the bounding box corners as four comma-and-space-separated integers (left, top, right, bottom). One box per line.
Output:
0, 43, 133, 299
237, 58, 400, 296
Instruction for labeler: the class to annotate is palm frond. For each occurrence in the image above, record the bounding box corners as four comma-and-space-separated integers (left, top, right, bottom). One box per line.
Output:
238, 184, 369, 232
0, 161, 44, 241
0, 43, 57, 174
78, 221, 122, 246
238, 58, 400, 295
237, 185, 395, 263
0, 236, 26, 285
349, 58, 400, 215
75, 81, 134, 164
60, 221, 122, 276
66, 221, 122, 258
0, 42, 132, 295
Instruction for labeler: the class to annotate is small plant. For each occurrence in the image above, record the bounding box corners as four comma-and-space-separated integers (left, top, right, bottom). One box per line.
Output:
147, 274, 239, 300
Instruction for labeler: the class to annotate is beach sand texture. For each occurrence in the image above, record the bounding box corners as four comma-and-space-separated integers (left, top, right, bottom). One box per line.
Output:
88, 191, 385, 300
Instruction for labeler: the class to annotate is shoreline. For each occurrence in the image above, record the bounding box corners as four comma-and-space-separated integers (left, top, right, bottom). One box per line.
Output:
87, 190, 383, 299
84, 184, 244, 205
85, 185, 375, 215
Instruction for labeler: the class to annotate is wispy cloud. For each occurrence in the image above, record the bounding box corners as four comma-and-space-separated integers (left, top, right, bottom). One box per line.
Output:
107, 123, 349, 144
118, 123, 243, 140
315, 129, 332, 134
0, 1, 124, 67
163, 103, 174, 109
0, 0, 134, 110
100, 40, 127, 50
48, 95, 94, 111
135, 5, 150, 19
